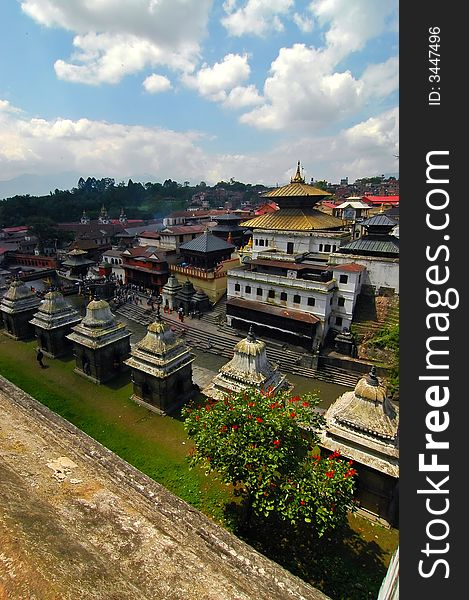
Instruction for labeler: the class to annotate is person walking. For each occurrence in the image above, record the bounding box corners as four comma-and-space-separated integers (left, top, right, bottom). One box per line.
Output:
36, 348, 45, 368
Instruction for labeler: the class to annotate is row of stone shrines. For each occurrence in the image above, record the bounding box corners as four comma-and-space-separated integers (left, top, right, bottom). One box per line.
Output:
0, 279, 399, 525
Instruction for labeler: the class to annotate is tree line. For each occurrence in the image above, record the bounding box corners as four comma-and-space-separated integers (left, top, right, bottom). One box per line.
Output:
0, 176, 267, 227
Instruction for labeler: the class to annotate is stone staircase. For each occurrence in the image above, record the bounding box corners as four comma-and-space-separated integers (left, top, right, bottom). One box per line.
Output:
116, 301, 358, 387
351, 295, 399, 340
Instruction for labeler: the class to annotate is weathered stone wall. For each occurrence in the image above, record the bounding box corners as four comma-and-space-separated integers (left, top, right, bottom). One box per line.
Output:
0, 375, 329, 600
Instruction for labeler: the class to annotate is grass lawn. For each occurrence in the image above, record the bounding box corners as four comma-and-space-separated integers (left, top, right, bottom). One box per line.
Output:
0, 334, 398, 599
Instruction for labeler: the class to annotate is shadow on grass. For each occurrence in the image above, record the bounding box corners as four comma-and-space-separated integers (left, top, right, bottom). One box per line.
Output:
224, 500, 388, 600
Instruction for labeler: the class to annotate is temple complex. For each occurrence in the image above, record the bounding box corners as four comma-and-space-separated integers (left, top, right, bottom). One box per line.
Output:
226, 162, 360, 349
29, 290, 81, 357
320, 366, 399, 525
0, 280, 41, 340
66, 298, 131, 383
124, 312, 195, 415
202, 326, 293, 401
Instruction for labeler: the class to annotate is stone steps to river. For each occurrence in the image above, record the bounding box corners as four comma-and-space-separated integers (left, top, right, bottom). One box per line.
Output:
116, 303, 358, 388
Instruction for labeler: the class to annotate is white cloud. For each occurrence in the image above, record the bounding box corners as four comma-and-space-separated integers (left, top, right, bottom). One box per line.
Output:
222, 0, 294, 37
239, 0, 397, 131
293, 12, 314, 33
310, 0, 396, 62
143, 73, 172, 94
361, 56, 399, 98
182, 53, 252, 102
20, 0, 212, 84
223, 85, 263, 108
0, 99, 398, 187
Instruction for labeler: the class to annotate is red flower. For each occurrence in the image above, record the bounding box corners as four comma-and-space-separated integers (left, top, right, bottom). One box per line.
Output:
302, 401, 310, 407
289, 395, 301, 403
348, 460, 354, 465
290, 412, 296, 418
248, 402, 256, 407
326, 470, 335, 478
273, 439, 280, 447
219, 425, 227, 433
195, 415, 200, 421
300, 500, 305, 505
232, 425, 238, 430
256, 417, 263, 423
247, 414, 253, 419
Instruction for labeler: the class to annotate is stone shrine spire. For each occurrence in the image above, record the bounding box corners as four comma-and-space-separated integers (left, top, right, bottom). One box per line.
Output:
202, 328, 293, 401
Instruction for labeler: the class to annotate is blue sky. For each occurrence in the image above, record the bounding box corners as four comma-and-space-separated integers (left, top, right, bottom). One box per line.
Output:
0, 0, 398, 196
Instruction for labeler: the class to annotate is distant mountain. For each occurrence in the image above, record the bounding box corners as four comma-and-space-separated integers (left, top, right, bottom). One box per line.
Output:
0, 172, 82, 200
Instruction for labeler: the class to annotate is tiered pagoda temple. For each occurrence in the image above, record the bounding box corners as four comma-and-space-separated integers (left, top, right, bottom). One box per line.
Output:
211, 213, 246, 247
29, 290, 81, 357
66, 298, 131, 384
320, 366, 399, 525
124, 313, 195, 415
0, 280, 41, 340
61, 248, 95, 278
202, 326, 293, 401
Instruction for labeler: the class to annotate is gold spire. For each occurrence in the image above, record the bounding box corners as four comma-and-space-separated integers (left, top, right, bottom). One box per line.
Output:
291, 161, 305, 184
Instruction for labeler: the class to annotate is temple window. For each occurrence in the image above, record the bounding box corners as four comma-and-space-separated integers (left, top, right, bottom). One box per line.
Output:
259, 239, 265, 246
336, 316, 343, 326
287, 242, 294, 254
256, 288, 263, 296
293, 294, 301, 304
324, 244, 331, 252
235, 283, 241, 292
339, 274, 348, 284
280, 292, 287, 301
307, 297, 315, 306
338, 297, 345, 307
245, 285, 251, 294
268, 289, 275, 299
319, 244, 323, 252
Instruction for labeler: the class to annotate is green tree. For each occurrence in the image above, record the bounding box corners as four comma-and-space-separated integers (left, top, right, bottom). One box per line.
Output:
183, 388, 356, 536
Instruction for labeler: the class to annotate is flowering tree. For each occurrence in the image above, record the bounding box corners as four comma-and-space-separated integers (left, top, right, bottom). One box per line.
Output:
183, 388, 357, 536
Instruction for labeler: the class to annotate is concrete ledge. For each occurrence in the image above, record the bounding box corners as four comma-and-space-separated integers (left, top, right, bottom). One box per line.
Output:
0, 375, 329, 600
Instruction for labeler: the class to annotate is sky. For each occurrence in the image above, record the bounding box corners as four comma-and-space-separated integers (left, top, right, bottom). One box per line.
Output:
0, 0, 398, 196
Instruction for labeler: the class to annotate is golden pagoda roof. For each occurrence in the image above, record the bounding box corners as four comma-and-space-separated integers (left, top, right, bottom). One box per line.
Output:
256, 161, 330, 199
241, 208, 343, 231
262, 182, 331, 199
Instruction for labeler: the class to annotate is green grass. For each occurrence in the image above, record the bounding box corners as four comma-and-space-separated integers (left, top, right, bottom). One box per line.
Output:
0, 334, 398, 598
0, 336, 231, 523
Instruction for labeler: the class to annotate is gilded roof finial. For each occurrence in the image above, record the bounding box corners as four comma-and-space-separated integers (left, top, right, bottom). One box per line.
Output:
291, 161, 305, 184
247, 325, 256, 342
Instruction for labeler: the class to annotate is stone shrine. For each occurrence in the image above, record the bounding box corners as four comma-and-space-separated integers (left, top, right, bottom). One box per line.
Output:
0, 280, 41, 340
124, 312, 195, 415
66, 298, 131, 384
29, 290, 81, 357
320, 366, 399, 525
161, 274, 182, 311
202, 326, 293, 401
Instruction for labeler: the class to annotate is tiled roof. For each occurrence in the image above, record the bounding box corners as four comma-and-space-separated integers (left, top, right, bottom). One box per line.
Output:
227, 297, 320, 324
241, 208, 343, 231
331, 263, 366, 272
339, 235, 399, 256
161, 225, 206, 235
180, 231, 235, 253
363, 195, 399, 205
262, 182, 331, 198
362, 214, 397, 228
